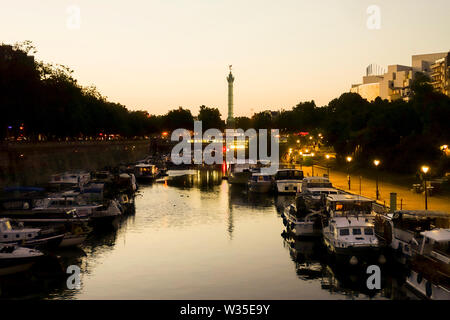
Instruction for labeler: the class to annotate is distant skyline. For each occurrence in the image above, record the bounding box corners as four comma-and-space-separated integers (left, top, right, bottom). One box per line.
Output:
1, 0, 449, 117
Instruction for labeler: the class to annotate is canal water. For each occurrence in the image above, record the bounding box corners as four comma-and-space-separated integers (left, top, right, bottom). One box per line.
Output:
0, 170, 418, 300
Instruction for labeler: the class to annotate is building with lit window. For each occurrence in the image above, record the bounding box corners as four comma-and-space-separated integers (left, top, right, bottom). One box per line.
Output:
350, 51, 450, 101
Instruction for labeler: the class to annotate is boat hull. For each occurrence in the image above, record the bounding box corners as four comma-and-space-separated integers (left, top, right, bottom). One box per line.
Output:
276, 180, 302, 194
406, 270, 450, 300
59, 234, 88, 247
323, 235, 383, 265
248, 182, 272, 193
229, 172, 252, 185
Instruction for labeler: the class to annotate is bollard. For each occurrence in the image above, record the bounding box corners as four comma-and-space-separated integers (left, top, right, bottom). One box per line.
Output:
390, 193, 397, 213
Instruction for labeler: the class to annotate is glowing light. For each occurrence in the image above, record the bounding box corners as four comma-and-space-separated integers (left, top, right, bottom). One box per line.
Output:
373, 159, 380, 167
325, 154, 330, 160
421, 166, 429, 174
346, 156, 352, 163
162, 131, 168, 137
441, 145, 448, 151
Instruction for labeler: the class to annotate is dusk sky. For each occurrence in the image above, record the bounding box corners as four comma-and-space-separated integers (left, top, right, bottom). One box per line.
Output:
1, 0, 449, 117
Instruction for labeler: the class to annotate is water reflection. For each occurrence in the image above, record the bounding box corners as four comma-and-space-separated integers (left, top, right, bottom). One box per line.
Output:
0, 170, 424, 299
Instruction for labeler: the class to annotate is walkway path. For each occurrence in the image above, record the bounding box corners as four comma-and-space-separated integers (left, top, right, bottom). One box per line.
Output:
290, 164, 449, 212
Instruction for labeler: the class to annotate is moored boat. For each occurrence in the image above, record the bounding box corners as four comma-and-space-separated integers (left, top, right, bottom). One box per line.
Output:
301, 176, 339, 210
134, 163, 158, 182
228, 161, 259, 185
0, 218, 64, 248
405, 229, 450, 300
282, 196, 322, 237
374, 210, 450, 262
322, 194, 383, 266
247, 173, 273, 193
274, 169, 304, 194
0, 244, 44, 276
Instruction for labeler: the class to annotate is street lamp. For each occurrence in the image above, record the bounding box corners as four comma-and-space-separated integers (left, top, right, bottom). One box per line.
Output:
373, 159, 380, 200
325, 154, 331, 177
421, 165, 430, 210
346, 156, 352, 190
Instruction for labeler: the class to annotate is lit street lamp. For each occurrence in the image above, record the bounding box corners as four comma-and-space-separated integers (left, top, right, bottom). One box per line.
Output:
325, 154, 331, 177
373, 159, 380, 200
421, 165, 430, 210
346, 156, 352, 190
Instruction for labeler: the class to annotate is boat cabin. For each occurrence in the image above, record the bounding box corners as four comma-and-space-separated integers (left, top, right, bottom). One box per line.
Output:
325, 194, 374, 217
134, 164, 158, 179
0, 218, 40, 243
275, 169, 304, 181
419, 229, 450, 264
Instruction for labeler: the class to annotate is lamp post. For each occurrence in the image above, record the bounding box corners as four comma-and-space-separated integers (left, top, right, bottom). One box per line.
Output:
421, 165, 430, 210
325, 154, 331, 177
374, 159, 380, 200
346, 156, 352, 190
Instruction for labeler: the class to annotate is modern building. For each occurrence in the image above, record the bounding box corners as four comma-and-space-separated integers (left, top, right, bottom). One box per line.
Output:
351, 51, 450, 101
226, 65, 235, 128
350, 75, 383, 102
430, 53, 450, 96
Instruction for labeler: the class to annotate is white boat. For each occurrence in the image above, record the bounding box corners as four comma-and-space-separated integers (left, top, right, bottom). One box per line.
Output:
59, 233, 88, 248
247, 173, 273, 193
406, 229, 450, 300
0, 244, 43, 276
374, 210, 450, 261
274, 169, 304, 194
0, 218, 65, 248
322, 194, 382, 265
58, 221, 91, 248
33, 196, 102, 218
134, 163, 158, 182
301, 177, 339, 209
118, 173, 137, 193
283, 203, 322, 237
48, 171, 91, 188
90, 199, 122, 227
228, 161, 258, 185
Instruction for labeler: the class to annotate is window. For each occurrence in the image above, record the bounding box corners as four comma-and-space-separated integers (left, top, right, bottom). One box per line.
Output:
339, 229, 350, 236
352, 228, 362, 235
364, 228, 374, 235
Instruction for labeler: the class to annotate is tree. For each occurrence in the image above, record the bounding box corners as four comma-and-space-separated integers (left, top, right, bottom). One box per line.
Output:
197, 105, 224, 130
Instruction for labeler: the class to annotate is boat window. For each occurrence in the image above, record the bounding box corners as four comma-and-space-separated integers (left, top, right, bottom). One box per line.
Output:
339, 229, 350, 236
263, 176, 270, 181
364, 228, 374, 235
433, 241, 450, 256
352, 228, 362, 235
335, 203, 343, 211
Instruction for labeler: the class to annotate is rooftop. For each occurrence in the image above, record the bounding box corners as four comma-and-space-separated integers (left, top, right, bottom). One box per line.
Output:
326, 194, 373, 202
421, 229, 450, 242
